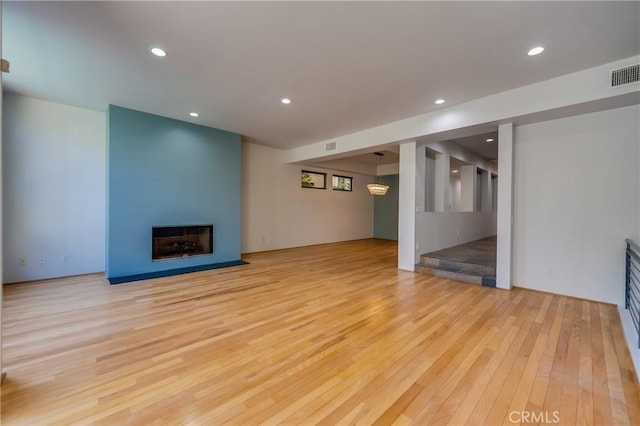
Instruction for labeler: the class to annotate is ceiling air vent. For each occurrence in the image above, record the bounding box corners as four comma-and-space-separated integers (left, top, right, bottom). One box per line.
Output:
325, 142, 336, 151
611, 64, 639, 87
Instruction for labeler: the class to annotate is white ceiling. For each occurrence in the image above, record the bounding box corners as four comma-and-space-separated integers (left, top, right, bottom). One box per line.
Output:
450, 157, 471, 174
3, 1, 639, 149
344, 150, 400, 166
449, 132, 499, 161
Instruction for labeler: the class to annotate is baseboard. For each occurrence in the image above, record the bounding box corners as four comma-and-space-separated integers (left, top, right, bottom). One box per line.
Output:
108, 260, 249, 284
242, 237, 385, 255
511, 285, 617, 306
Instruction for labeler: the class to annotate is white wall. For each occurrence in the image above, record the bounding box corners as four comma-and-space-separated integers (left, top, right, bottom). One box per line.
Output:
513, 105, 639, 305
434, 154, 449, 212
449, 176, 461, 212
416, 212, 497, 255
460, 165, 476, 212
242, 142, 373, 253
3, 94, 106, 283
628, 125, 640, 372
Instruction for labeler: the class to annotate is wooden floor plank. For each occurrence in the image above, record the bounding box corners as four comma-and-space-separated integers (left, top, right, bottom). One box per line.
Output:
591, 300, 614, 425
607, 307, 640, 425
499, 295, 556, 425
465, 295, 541, 425
407, 293, 522, 425
576, 301, 594, 426
600, 304, 631, 425
1, 239, 638, 425
557, 297, 583, 425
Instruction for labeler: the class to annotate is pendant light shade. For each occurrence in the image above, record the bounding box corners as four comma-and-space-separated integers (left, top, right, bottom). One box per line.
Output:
367, 182, 390, 195
367, 152, 389, 196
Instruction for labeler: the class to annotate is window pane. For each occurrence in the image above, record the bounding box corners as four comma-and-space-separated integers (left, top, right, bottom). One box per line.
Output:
301, 171, 326, 189
332, 175, 352, 191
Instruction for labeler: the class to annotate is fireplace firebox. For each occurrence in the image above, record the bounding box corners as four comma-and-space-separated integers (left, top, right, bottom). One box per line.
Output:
152, 225, 213, 261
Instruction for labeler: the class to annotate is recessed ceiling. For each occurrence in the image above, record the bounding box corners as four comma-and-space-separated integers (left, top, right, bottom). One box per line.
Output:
347, 150, 400, 166
3, 1, 639, 149
450, 157, 471, 174
449, 132, 499, 161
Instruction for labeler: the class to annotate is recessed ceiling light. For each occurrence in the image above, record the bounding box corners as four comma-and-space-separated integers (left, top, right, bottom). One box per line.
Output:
150, 47, 167, 57
452, 169, 459, 173
281, 98, 291, 104
189, 112, 199, 117
528, 46, 544, 56
435, 99, 445, 105
486, 138, 494, 142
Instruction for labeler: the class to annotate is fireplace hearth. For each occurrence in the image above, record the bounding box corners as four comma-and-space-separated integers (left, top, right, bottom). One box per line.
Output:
152, 225, 213, 261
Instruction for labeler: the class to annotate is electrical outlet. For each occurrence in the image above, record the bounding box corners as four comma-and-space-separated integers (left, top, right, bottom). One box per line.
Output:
544, 267, 552, 277
62, 255, 69, 263
19, 257, 26, 266
416, 243, 420, 251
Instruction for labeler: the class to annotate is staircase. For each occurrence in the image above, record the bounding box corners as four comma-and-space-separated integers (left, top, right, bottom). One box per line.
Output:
415, 237, 497, 287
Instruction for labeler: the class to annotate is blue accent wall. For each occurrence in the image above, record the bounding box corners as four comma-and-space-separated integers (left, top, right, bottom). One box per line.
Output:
373, 174, 399, 240
106, 105, 242, 279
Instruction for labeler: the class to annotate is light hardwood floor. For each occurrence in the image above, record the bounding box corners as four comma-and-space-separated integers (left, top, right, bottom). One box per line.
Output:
1, 239, 638, 425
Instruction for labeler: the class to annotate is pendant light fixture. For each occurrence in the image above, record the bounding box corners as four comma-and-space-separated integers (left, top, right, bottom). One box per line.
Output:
367, 152, 389, 196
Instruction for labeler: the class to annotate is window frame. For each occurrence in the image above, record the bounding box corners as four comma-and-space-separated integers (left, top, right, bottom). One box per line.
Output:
332, 174, 353, 192
301, 170, 327, 190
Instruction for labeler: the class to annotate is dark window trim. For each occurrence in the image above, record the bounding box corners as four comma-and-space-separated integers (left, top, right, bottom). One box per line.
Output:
332, 174, 353, 192
301, 170, 327, 189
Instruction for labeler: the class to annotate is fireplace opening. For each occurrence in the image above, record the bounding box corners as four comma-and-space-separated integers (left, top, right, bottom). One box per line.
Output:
152, 225, 213, 261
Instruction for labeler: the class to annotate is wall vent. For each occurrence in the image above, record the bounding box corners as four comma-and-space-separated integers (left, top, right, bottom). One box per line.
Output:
325, 142, 336, 151
611, 64, 639, 87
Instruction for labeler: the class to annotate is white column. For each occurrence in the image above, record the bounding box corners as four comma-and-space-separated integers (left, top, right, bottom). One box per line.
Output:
482, 169, 492, 212
398, 141, 417, 271
434, 153, 450, 212
425, 154, 436, 212
492, 174, 498, 211
496, 123, 514, 290
460, 165, 476, 212
415, 145, 426, 214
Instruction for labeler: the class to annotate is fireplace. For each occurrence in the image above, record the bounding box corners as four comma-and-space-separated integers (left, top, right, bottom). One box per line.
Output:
152, 225, 213, 261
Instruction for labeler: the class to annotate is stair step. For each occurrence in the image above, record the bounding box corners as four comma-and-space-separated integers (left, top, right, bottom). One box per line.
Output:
481, 274, 496, 287
415, 264, 496, 287
419, 256, 496, 275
